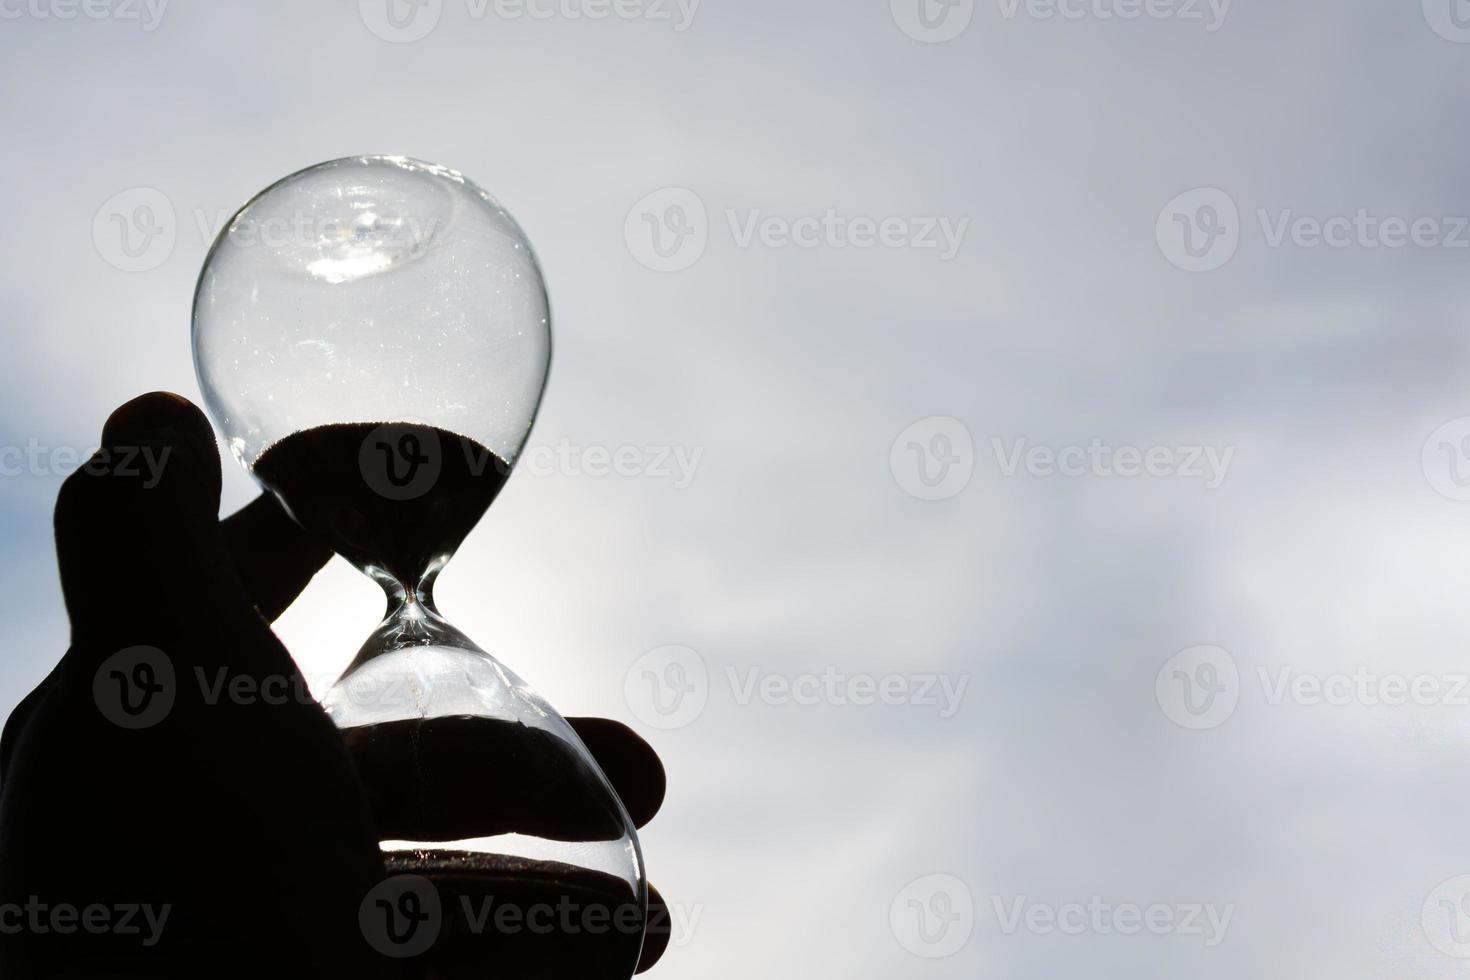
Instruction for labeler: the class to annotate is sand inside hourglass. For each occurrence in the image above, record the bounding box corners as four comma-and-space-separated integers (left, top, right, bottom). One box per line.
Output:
252, 421, 510, 589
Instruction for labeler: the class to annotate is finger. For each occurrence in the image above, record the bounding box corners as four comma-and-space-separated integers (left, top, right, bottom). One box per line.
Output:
55, 391, 229, 647
568, 717, 667, 829
222, 493, 332, 622
345, 716, 666, 844
636, 882, 671, 973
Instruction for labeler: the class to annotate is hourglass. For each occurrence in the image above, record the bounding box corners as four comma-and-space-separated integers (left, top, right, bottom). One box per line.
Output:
192, 156, 645, 977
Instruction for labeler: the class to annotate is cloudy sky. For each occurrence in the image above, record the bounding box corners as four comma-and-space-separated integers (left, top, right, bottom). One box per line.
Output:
8, 0, 1470, 975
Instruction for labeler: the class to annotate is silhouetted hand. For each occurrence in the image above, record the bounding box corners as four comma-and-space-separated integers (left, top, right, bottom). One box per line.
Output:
0, 393, 670, 978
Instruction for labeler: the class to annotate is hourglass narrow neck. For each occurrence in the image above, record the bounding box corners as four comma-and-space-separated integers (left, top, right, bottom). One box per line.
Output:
340, 558, 482, 679
366, 553, 450, 616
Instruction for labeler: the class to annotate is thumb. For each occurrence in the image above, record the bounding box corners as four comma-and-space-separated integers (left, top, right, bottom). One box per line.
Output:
54, 392, 249, 651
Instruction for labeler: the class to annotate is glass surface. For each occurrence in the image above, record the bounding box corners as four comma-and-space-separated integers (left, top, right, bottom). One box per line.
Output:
192, 156, 645, 978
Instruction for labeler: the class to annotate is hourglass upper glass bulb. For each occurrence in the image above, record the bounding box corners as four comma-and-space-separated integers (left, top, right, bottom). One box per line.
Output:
193, 155, 551, 593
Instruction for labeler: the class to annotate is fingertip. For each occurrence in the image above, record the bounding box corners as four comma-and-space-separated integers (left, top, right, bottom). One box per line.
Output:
569, 717, 667, 829
636, 882, 670, 973
97, 391, 220, 505
100, 391, 204, 447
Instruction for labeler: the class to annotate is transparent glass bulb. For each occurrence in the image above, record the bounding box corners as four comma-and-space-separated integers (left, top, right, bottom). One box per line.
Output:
193, 156, 645, 977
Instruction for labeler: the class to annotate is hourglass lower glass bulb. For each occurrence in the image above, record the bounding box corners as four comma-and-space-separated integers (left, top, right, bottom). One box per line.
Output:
191, 156, 646, 977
